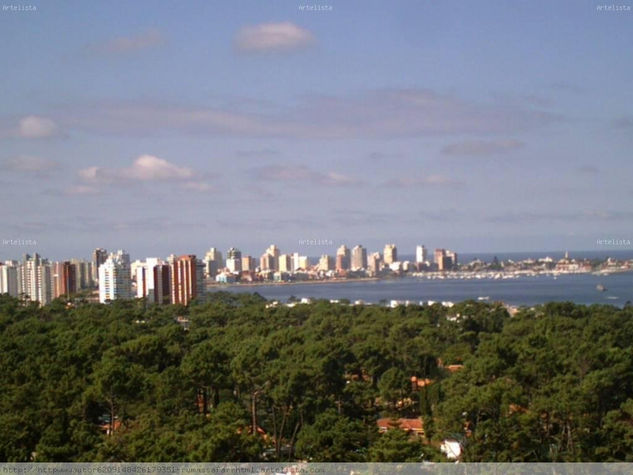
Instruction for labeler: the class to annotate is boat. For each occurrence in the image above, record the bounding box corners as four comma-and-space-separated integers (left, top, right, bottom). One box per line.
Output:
596, 284, 606, 292
477, 296, 490, 301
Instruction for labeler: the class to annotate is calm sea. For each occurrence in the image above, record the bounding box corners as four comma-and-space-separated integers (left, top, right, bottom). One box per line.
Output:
215, 272, 633, 307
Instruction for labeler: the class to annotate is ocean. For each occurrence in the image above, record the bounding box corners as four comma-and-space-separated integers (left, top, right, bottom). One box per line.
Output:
214, 272, 633, 307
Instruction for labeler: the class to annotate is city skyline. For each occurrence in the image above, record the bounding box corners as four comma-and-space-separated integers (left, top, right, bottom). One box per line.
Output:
0, 242, 445, 304
1, 239, 632, 264
1, 1, 632, 258
3, 242, 630, 306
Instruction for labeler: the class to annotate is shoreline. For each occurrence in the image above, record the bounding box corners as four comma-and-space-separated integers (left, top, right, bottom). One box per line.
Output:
206, 269, 633, 290
207, 277, 381, 288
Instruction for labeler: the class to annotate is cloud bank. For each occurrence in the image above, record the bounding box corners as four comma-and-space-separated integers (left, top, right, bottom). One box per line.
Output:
234, 22, 315, 53
79, 154, 194, 183
91, 29, 165, 54
48, 88, 560, 140
254, 165, 359, 186
441, 139, 525, 156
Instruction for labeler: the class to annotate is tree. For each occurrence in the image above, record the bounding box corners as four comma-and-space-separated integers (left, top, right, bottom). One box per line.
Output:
295, 410, 372, 462
181, 341, 230, 414
367, 429, 424, 462
377, 367, 408, 411
89, 354, 146, 435
188, 402, 262, 462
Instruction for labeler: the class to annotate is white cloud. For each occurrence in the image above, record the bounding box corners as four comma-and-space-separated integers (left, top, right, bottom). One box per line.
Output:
66, 185, 101, 195
321, 172, 359, 186
79, 154, 194, 184
486, 210, 633, 224
441, 139, 524, 156
235, 22, 315, 53
235, 148, 279, 158
368, 151, 404, 160
93, 29, 165, 54
257, 165, 313, 181
17, 116, 60, 138
2, 155, 59, 173
255, 165, 359, 186
127, 154, 193, 180
78, 166, 100, 182
387, 174, 459, 187
181, 181, 214, 192
55, 88, 559, 139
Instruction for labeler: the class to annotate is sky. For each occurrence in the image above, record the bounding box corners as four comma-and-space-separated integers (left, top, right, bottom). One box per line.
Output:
0, 0, 632, 261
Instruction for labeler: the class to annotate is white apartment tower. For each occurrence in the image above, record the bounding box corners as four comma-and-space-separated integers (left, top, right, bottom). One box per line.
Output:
416, 245, 427, 264
136, 258, 170, 304
384, 244, 398, 265
226, 248, 242, 274
0, 262, 19, 297
19, 254, 52, 305
203, 248, 223, 277
351, 245, 368, 271
98, 250, 132, 303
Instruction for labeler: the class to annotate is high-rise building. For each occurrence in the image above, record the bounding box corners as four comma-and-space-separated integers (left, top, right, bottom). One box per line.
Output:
92, 248, 107, 285
0, 262, 19, 297
53, 261, 77, 298
170, 255, 204, 306
435, 249, 455, 271
415, 245, 427, 264
266, 244, 280, 258
226, 248, 242, 274
292, 252, 301, 271
136, 263, 150, 299
298, 256, 309, 270
131, 260, 145, 284
19, 253, 38, 298
137, 258, 170, 304
278, 254, 292, 273
265, 244, 280, 271
241, 255, 255, 272
260, 253, 274, 271
203, 248, 223, 277
36, 263, 52, 305
318, 254, 333, 272
98, 250, 132, 303
446, 250, 458, 268
351, 245, 368, 270
384, 244, 398, 265
19, 254, 52, 305
368, 252, 382, 274
336, 245, 350, 272
70, 259, 92, 289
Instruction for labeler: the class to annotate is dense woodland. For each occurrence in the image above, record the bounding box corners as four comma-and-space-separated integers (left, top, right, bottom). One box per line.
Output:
1, 292, 633, 462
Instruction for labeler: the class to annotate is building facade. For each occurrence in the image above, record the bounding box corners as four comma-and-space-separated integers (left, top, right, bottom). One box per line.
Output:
170, 255, 204, 306
336, 245, 350, 272
92, 248, 107, 285
416, 245, 427, 264
137, 258, 171, 304
0, 262, 19, 297
384, 244, 398, 265
351, 245, 368, 271
226, 248, 242, 274
203, 248, 223, 278
98, 250, 132, 303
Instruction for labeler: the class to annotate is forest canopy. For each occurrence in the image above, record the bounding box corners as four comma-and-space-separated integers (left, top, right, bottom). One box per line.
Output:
1, 293, 632, 462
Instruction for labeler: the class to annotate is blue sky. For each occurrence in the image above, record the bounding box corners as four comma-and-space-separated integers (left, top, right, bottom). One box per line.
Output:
1, 0, 632, 260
